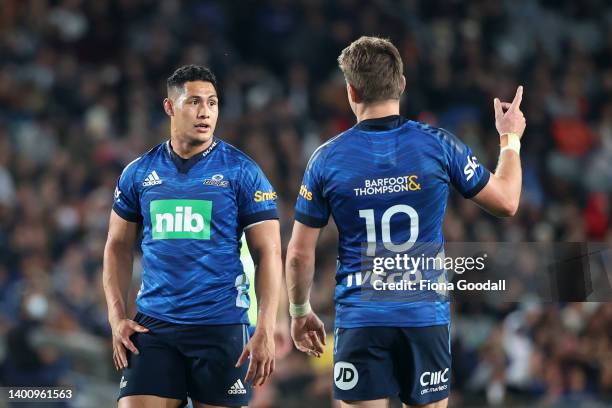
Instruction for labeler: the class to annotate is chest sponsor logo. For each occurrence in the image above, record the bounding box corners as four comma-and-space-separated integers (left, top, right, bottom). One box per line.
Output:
254, 190, 277, 202
204, 174, 229, 187
354, 175, 421, 196
150, 199, 212, 240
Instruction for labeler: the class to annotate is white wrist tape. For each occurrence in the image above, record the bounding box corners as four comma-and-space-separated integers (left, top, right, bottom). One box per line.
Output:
289, 301, 312, 318
500, 132, 521, 154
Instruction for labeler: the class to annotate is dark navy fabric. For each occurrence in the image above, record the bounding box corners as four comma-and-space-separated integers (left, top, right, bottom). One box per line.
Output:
117, 312, 252, 406
333, 325, 451, 405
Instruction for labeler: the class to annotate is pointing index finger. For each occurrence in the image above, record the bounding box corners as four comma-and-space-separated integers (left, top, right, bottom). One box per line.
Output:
510, 85, 523, 111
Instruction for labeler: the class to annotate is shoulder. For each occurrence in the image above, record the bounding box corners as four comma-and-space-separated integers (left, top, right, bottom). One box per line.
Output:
408, 121, 466, 154
119, 142, 165, 181
121, 142, 166, 176
218, 140, 258, 167
306, 129, 351, 171
217, 140, 265, 175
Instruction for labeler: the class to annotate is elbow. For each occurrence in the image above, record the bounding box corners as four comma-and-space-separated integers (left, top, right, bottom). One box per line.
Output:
498, 198, 519, 217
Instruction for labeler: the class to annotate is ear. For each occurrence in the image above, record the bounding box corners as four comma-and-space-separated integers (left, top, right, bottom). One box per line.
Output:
163, 98, 174, 116
347, 83, 360, 104
399, 75, 406, 95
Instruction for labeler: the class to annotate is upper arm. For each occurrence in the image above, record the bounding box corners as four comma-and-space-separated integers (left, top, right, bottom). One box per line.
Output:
107, 209, 139, 248
237, 160, 279, 229
108, 160, 141, 248
439, 128, 490, 199
294, 149, 330, 228
112, 159, 142, 223
287, 221, 321, 258
244, 219, 281, 264
471, 174, 517, 217
437, 128, 516, 217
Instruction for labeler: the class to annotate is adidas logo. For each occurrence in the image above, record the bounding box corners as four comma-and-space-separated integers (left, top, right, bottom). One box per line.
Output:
227, 379, 247, 395
119, 376, 127, 389
143, 170, 162, 186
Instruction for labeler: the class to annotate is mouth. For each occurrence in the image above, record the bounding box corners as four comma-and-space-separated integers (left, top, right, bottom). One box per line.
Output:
194, 123, 211, 133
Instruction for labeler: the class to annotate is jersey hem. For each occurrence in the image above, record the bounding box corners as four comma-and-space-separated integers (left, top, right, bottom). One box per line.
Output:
463, 170, 491, 198
295, 211, 328, 228
239, 208, 279, 230
112, 204, 141, 223
136, 307, 249, 326
334, 320, 451, 329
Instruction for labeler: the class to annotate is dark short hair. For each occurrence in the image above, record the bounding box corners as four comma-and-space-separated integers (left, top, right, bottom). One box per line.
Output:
338, 36, 404, 103
167, 65, 218, 95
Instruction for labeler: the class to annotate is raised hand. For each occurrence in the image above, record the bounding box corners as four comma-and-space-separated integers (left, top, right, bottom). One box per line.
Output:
494, 86, 526, 138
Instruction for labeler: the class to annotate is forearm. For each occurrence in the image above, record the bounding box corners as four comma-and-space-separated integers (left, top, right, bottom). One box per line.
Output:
254, 247, 282, 332
103, 241, 134, 326
493, 133, 522, 209
285, 244, 315, 305
277, 275, 289, 325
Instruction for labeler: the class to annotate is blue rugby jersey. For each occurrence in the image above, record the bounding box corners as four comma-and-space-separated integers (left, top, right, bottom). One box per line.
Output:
113, 138, 278, 325
295, 116, 489, 328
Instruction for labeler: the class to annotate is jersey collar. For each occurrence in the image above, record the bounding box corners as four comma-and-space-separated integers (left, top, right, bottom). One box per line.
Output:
354, 115, 408, 132
165, 138, 220, 174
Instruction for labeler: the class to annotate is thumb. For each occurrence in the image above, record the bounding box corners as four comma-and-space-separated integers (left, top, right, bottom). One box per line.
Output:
317, 324, 326, 346
129, 322, 149, 332
493, 98, 503, 121
236, 347, 250, 367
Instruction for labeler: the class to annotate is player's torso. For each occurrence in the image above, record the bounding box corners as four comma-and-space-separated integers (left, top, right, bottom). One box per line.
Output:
320, 122, 452, 327
139, 145, 240, 251
133, 141, 248, 324
323, 123, 449, 275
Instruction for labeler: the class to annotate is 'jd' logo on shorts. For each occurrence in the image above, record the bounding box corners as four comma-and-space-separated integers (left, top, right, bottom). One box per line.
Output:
334, 362, 358, 390
150, 199, 212, 240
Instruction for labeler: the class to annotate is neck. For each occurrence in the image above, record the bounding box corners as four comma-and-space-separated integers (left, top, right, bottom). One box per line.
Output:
170, 134, 214, 159
354, 99, 400, 123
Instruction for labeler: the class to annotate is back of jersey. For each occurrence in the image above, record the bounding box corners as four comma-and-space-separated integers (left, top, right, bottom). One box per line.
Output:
294, 117, 489, 328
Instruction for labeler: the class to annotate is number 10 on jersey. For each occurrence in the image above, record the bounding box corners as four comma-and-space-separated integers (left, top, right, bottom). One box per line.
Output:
359, 204, 419, 257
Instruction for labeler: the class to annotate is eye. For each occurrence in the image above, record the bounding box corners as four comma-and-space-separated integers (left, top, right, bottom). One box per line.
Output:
209, 100, 217, 107
191, 99, 199, 105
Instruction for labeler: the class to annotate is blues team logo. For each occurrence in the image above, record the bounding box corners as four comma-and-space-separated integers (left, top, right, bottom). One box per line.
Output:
204, 174, 229, 187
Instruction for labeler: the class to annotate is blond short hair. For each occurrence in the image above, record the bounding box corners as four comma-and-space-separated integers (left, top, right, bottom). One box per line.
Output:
338, 36, 404, 103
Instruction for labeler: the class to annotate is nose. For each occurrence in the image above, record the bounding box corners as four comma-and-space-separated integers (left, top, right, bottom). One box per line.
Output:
197, 104, 210, 119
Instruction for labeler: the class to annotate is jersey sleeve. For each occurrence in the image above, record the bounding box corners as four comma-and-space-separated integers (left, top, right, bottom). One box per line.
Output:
112, 160, 142, 222
237, 160, 279, 229
439, 128, 490, 198
294, 149, 330, 228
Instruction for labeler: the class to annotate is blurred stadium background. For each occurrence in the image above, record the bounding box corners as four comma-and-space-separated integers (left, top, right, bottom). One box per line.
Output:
0, 0, 611, 407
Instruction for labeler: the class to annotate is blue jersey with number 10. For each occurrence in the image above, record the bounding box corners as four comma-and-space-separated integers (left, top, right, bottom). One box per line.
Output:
295, 117, 489, 328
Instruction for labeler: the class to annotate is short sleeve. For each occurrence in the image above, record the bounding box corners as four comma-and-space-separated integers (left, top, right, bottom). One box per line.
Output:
294, 150, 330, 228
439, 128, 490, 198
237, 160, 279, 229
112, 159, 142, 222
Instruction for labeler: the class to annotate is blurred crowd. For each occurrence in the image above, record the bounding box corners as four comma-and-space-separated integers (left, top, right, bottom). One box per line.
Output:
0, 0, 611, 406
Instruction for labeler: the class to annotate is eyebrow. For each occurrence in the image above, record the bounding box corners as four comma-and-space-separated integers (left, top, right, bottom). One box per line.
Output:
186, 94, 218, 100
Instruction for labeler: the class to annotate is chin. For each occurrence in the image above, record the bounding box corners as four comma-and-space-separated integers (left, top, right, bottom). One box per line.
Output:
187, 133, 212, 146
